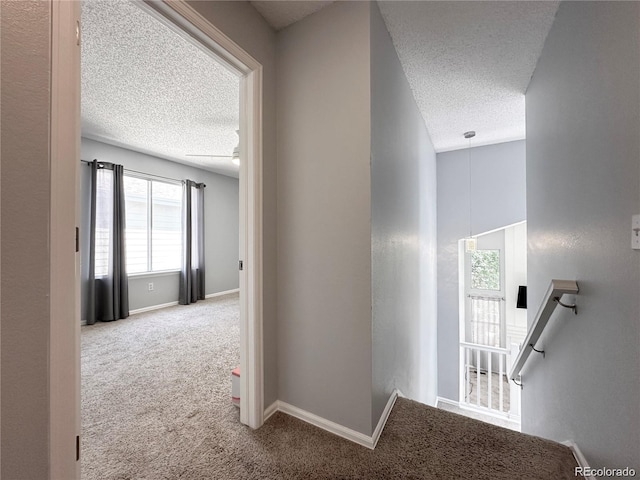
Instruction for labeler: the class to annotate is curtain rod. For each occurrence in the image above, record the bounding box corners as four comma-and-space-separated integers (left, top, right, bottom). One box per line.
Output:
80, 159, 206, 187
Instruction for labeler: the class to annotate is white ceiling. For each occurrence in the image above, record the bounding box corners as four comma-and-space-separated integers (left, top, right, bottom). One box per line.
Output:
81, 0, 241, 177
378, 1, 559, 152
82, 1, 559, 171
251, 1, 559, 152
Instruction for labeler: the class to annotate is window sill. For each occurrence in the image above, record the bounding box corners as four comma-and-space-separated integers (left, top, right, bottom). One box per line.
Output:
128, 270, 180, 278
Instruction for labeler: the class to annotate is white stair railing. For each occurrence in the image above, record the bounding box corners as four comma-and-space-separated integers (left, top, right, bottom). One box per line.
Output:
460, 342, 511, 416
508, 279, 579, 384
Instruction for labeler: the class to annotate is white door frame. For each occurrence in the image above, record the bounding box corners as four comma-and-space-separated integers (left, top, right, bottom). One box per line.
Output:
51, 1, 82, 478
140, 0, 264, 431
50, 0, 264, 475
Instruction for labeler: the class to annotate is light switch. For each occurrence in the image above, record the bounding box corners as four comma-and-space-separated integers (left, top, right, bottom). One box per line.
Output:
632, 215, 640, 250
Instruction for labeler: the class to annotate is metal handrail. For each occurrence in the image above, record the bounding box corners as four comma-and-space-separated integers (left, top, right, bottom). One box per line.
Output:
508, 279, 579, 384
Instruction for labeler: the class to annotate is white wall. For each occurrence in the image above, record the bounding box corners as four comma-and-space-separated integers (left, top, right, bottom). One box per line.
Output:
276, 1, 373, 435
504, 222, 527, 348
0, 2, 51, 477
80, 138, 239, 315
370, 1, 438, 425
437, 140, 526, 401
525, 2, 639, 470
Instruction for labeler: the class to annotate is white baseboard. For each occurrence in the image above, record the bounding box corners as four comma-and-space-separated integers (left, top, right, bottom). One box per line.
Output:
437, 396, 521, 424
82, 301, 177, 323
263, 400, 279, 422
436, 396, 459, 408
84, 290, 239, 323
277, 400, 374, 449
205, 288, 239, 299
130, 301, 179, 315
371, 389, 399, 448
267, 389, 400, 450
562, 441, 595, 480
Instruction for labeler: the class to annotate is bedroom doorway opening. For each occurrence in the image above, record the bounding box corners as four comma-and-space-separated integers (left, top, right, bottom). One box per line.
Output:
50, 0, 264, 476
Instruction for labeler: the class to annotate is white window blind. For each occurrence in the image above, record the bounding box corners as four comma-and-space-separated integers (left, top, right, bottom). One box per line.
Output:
469, 296, 502, 348
152, 181, 182, 271
95, 168, 114, 277
190, 184, 200, 266
124, 175, 182, 274
124, 176, 149, 274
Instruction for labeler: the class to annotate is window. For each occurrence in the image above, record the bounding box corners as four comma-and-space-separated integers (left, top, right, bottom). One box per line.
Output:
94, 168, 114, 277
124, 175, 182, 274
470, 250, 500, 290
466, 248, 504, 347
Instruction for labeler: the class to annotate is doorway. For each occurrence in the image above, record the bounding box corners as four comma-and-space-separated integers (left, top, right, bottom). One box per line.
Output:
458, 222, 526, 422
50, 1, 264, 476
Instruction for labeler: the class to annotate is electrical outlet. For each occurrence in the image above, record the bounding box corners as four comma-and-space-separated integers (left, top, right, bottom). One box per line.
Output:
633, 215, 640, 250
148, 282, 154, 291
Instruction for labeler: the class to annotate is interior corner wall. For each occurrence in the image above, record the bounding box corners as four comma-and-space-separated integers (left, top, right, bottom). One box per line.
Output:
80, 138, 239, 314
524, 2, 639, 469
370, 1, 438, 426
436, 140, 526, 401
0, 1, 52, 478
184, 0, 279, 408
276, 1, 373, 435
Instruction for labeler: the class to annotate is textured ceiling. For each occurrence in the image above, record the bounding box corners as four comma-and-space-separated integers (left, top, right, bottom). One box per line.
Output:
250, 1, 334, 30
251, 1, 558, 153
378, 1, 559, 152
82, 0, 559, 172
81, 0, 240, 177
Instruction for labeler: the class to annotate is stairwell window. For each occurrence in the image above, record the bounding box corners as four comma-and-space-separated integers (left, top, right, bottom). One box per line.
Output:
471, 250, 500, 291
124, 175, 182, 274
465, 240, 506, 349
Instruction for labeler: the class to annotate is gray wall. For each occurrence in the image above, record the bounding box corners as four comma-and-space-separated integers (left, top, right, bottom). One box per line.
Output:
80, 138, 239, 315
276, 1, 373, 435
370, 1, 438, 426
0, 1, 51, 477
186, 0, 279, 409
436, 140, 526, 401
525, 2, 639, 470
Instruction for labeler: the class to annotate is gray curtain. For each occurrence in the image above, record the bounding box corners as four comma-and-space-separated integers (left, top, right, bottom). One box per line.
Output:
179, 180, 205, 304
86, 160, 129, 324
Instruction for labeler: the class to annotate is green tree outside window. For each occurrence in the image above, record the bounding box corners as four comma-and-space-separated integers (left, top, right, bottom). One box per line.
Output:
471, 250, 500, 290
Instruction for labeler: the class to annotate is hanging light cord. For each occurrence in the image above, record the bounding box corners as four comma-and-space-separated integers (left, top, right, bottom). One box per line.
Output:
464, 131, 476, 241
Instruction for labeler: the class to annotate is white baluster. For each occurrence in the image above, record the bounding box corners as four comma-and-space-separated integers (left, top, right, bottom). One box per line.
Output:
488, 352, 492, 410
466, 347, 470, 403
476, 349, 481, 407
499, 353, 504, 412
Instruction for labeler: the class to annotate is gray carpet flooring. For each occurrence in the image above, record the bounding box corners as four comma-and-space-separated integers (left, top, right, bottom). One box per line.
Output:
82, 294, 581, 479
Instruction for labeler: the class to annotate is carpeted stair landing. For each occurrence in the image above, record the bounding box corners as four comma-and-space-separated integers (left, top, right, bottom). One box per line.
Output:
82, 294, 580, 479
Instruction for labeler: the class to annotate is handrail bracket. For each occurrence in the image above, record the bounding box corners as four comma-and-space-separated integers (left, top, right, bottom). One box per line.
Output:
554, 296, 577, 314
530, 344, 545, 358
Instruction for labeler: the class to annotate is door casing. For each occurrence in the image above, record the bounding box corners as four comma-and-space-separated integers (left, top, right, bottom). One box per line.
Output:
49, 1, 265, 476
